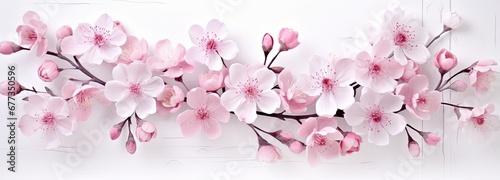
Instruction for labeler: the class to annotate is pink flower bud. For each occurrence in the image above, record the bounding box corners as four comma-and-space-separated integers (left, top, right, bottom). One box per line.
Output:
0, 80, 23, 96
257, 145, 282, 163
278, 28, 300, 51
340, 132, 362, 155
157, 85, 184, 108
408, 140, 420, 157
136, 120, 157, 142
38, 60, 60, 82
56, 25, 73, 40
421, 132, 441, 146
400, 60, 421, 82
114, 20, 125, 32
262, 33, 274, 53
199, 70, 225, 91
274, 130, 294, 143
442, 12, 461, 30
434, 48, 458, 73
0, 41, 22, 55
289, 140, 303, 154
448, 80, 468, 92
126, 132, 136, 154
110, 121, 126, 140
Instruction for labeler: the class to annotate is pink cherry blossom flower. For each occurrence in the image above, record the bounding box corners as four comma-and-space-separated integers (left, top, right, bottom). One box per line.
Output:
344, 89, 406, 146
396, 75, 441, 120
469, 60, 497, 94
104, 61, 164, 119
147, 39, 194, 78
176, 88, 230, 139
199, 68, 227, 91
400, 59, 421, 82
37, 60, 60, 82
0, 41, 22, 55
135, 118, 157, 142
383, 8, 430, 64
340, 132, 362, 155
355, 39, 404, 93
61, 14, 126, 65
155, 85, 185, 115
116, 36, 148, 64
300, 56, 355, 117
277, 69, 315, 114
220, 63, 280, 123
257, 144, 282, 163
434, 48, 458, 73
62, 81, 111, 121
19, 94, 75, 149
186, 19, 238, 70
16, 11, 48, 57
459, 104, 500, 141
278, 28, 300, 51
297, 117, 343, 166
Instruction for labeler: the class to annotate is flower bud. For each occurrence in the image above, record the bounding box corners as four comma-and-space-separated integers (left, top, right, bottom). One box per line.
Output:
110, 120, 126, 140
157, 85, 184, 108
442, 12, 461, 30
408, 140, 420, 157
420, 132, 441, 146
38, 60, 60, 82
289, 140, 304, 154
126, 131, 137, 154
262, 33, 274, 54
199, 70, 225, 91
278, 28, 300, 51
56, 25, 73, 40
340, 132, 362, 155
257, 145, 282, 163
0, 80, 23, 96
136, 119, 157, 142
434, 48, 458, 74
448, 80, 468, 92
0, 41, 22, 55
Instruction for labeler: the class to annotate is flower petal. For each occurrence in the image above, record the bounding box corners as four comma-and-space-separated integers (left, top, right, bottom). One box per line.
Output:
256, 90, 280, 114
95, 14, 113, 31
188, 24, 205, 44
104, 80, 129, 101
333, 86, 354, 109
60, 36, 91, 55
115, 94, 136, 118
220, 89, 244, 112
79, 46, 101, 65
228, 63, 248, 86
297, 118, 318, 139
62, 82, 77, 99
56, 117, 74, 136
108, 28, 127, 46
368, 126, 389, 146
344, 103, 367, 126
235, 100, 257, 123
19, 115, 41, 136
140, 76, 164, 98
186, 46, 205, 64
334, 58, 355, 86
316, 92, 337, 117
177, 110, 201, 137
206, 51, 222, 70
382, 113, 406, 135
128, 62, 152, 83
203, 119, 222, 139
42, 129, 60, 149
378, 93, 404, 112
206, 19, 228, 39
135, 97, 157, 119
187, 88, 208, 108
403, 45, 430, 64
100, 44, 122, 63
217, 40, 238, 60
255, 68, 276, 90
206, 94, 230, 123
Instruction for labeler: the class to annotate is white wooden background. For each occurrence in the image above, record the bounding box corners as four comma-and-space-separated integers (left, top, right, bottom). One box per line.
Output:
1, 0, 500, 179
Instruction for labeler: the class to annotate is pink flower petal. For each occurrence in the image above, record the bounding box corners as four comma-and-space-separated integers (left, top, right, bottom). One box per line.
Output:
56, 117, 74, 135
76, 105, 91, 122
140, 76, 164, 98
162, 67, 183, 78
235, 100, 257, 123
205, 19, 228, 39
220, 89, 244, 112
408, 75, 429, 94
60, 36, 91, 55
95, 14, 113, 31
42, 129, 60, 149
334, 58, 355, 86
19, 115, 41, 136
256, 90, 280, 114
62, 82, 77, 99
306, 146, 320, 167
372, 39, 393, 57
382, 113, 406, 135
368, 126, 389, 146
297, 118, 318, 139
378, 93, 404, 112
188, 24, 205, 44
333, 86, 354, 109
115, 94, 136, 118
206, 51, 223, 70
228, 63, 249, 86
100, 44, 122, 62
79, 46, 101, 65
104, 81, 129, 101
23, 11, 40, 24
393, 48, 407, 65
48, 97, 69, 117
108, 28, 127, 46
217, 40, 238, 60
254, 68, 276, 90
187, 88, 208, 108
135, 96, 157, 119
177, 110, 201, 137
35, 39, 48, 57
316, 92, 337, 117
186, 46, 205, 64
203, 119, 222, 139
403, 45, 430, 64
278, 69, 294, 91
128, 61, 152, 83
344, 103, 367, 126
